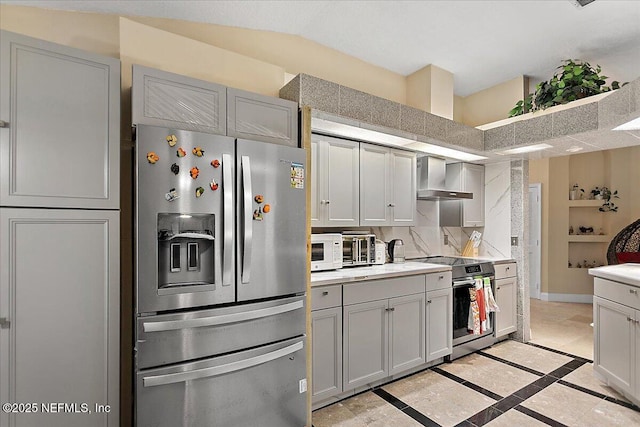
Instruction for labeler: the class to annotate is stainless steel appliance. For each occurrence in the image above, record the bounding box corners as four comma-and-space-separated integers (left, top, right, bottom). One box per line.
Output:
416, 156, 473, 200
388, 239, 406, 263
311, 233, 343, 271
417, 256, 495, 360
134, 125, 307, 426
341, 233, 376, 267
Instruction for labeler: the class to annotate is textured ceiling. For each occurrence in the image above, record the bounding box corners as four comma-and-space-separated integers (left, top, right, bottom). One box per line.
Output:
2, 0, 640, 96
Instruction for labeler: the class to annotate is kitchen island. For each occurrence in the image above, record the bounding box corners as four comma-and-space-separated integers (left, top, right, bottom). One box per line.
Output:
589, 263, 640, 407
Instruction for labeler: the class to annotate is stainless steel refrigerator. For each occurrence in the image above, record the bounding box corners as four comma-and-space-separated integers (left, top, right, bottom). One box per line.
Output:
134, 124, 307, 426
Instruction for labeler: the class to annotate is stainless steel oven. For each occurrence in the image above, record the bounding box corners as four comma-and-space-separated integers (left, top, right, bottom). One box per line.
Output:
417, 256, 496, 360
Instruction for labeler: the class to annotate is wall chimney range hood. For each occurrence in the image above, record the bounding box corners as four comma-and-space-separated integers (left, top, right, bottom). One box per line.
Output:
416, 156, 473, 200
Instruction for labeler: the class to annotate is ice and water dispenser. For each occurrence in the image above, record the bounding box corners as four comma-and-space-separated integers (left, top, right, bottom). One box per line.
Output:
157, 213, 215, 290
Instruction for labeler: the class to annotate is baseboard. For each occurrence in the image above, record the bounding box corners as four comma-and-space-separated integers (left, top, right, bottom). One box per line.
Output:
539, 293, 593, 304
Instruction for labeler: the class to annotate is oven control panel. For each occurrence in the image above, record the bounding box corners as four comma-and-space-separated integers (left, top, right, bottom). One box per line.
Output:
465, 265, 482, 274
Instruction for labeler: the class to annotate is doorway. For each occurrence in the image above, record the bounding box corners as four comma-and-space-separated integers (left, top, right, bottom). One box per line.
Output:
528, 183, 541, 299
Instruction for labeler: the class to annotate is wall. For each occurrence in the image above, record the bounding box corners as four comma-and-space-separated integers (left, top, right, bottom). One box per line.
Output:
459, 76, 528, 127
530, 146, 640, 301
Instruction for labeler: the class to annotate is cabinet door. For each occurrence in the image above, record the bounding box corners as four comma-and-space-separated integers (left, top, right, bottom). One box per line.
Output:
132, 64, 226, 135
389, 293, 425, 375
343, 300, 388, 389
324, 137, 360, 227
311, 307, 343, 404
426, 288, 453, 361
495, 277, 517, 337
359, 143, 389, 226
227, 88, 298, 146
0, 208, 119, 427
0, 30, 119, 209
462, 163, 485, 227
593, 296, 635, 396
389, 149, 416, 225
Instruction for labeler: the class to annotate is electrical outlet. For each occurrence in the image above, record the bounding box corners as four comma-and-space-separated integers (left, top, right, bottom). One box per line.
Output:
299, 378, 307, 393
444, 234, 449, 245
511, 236, 519, 246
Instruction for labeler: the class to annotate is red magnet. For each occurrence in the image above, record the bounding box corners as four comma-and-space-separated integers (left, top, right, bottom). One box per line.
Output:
210, 179, 219, 191
211, 159, 220, 168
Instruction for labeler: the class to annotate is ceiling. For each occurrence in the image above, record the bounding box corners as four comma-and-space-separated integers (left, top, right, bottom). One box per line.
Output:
2, 0, 640, 97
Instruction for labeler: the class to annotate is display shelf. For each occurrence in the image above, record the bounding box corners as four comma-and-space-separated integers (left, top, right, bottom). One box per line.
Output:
568, 235, 610, 242
568, 200, 605, 208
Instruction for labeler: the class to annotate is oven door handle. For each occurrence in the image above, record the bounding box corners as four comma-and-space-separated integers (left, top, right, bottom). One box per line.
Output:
142, 300, 303, 333
143, 341, 303, 387
453, 279, 477, 287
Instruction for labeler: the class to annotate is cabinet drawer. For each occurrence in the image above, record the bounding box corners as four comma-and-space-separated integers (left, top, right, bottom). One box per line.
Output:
425, 271, 452, 292
494, 263, 516, 280
311, 285, 342, 311
594, 278, 640, 311
343, 275, 424, 305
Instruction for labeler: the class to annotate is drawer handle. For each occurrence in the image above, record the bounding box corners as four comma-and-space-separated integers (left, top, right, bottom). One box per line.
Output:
629, 289, 638, 295
322, 291, 329, 296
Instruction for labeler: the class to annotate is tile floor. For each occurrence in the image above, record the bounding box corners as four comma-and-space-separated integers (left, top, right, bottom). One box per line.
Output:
312, 300, 639, 427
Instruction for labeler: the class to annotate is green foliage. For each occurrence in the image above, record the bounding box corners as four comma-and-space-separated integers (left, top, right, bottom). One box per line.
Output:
509, 59, 626, 117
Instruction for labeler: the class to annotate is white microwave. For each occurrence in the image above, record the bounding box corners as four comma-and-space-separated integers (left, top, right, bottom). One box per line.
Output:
311, 234, 343, 271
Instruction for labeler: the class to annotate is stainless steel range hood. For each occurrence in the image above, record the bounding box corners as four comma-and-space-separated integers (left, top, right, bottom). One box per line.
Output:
416, 156, 473, 200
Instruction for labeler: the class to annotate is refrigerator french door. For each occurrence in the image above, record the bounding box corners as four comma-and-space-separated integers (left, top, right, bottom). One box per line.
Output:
236, 139, 306, 301
134, 124, 307, 426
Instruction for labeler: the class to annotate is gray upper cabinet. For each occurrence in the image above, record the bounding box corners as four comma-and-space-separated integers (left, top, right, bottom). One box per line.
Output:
227, 88, 298, 146
440, 162, 485, 227
360, 143, 416, 226
132, 64, 226, 135
0, 30, 120, 209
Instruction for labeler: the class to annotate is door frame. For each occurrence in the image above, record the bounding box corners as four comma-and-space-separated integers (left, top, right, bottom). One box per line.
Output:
528, 183, 542, 300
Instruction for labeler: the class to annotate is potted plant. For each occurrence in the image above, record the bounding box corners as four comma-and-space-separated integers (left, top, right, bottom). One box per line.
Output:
591, 187, 603, 200
599, 187, 619, 212
509, 59, 626, 117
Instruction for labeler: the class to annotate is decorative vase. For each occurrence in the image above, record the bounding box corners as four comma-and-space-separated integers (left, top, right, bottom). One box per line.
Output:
569, 190, 577, 200
595, 194, 603, 200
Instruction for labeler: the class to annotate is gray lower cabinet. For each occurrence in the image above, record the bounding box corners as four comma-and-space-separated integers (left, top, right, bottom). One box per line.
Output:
132, 64, 227, 134
389, 293, 426, 374
343, 299, 389, 389
0, 208, 120, 427
426, 287, 453, 361
0, 30, 120, 209
227, 88, 298, 146
495, 277, 517, 338
311, 307, 343, 404
342, 274, 426, 390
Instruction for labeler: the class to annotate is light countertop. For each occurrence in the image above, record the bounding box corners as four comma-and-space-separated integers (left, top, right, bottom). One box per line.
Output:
311, 262, 451, 287
589, 263, 640, 288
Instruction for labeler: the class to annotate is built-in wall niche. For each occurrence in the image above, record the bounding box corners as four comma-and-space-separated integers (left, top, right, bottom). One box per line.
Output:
568, 151, 607, 201
568, 242, 607, 269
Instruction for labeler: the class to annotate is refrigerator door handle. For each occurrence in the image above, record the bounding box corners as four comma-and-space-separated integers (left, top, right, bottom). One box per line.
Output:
142, 300, 304, 332
142, 340, 304, 387
222, 153, 233, 287
241, 155, 252, 284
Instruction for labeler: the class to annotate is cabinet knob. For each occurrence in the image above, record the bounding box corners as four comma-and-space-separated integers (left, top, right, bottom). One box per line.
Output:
629, 289, 638, 295
325, 200, 330, 204
427, 300, 432, 304
439, 275, 444, 280
388, 203, 396, 207
627, 316, 634, 322
0, 120, 8, 128
506, 267, 510, 271
322, 291, 329, 296
497, 287, 501, 290
385, 307, 395, 312
0, 317, 10, 328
